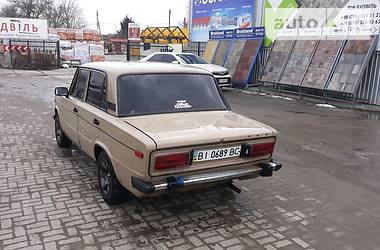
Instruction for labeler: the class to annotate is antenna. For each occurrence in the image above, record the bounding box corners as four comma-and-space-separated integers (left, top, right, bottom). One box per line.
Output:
96, 10, 101, 34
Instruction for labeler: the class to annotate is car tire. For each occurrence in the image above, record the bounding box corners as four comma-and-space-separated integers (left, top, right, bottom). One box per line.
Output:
97, 151, 126, 205
55, 114, 72, 148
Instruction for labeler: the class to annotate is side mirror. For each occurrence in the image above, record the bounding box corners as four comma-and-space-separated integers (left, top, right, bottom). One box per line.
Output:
55, 87, 69, 97
171, 61, 180, 64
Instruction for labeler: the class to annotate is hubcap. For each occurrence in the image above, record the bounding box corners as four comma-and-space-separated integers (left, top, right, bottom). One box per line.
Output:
99, 158, 111, 195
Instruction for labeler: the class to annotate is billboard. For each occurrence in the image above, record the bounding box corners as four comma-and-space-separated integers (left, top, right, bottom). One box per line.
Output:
0, 18, 48, 40
191, 0, 255, 42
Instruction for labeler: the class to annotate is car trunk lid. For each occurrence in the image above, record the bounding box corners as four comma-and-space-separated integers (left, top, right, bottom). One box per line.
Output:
122, 111, 276, 149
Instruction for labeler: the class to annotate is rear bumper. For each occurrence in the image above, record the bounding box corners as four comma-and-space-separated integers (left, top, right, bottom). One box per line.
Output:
132, 160, 282, 194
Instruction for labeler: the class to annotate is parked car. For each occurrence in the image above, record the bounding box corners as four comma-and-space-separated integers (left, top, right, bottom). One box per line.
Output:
54, 62, 282, 205
140, 52, 232, 88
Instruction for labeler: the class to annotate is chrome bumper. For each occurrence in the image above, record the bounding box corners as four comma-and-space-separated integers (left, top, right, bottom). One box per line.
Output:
131, 160, 282, 194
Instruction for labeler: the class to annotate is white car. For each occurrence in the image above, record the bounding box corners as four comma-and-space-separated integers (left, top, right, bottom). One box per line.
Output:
141, 52, 232, 88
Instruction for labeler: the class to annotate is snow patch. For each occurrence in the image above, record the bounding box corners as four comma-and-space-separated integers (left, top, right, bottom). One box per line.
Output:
316, 104, 336, 109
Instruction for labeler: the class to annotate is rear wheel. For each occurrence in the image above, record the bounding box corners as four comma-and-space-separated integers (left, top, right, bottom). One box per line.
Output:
97, 151, 127, 205
55, 114, 72, 148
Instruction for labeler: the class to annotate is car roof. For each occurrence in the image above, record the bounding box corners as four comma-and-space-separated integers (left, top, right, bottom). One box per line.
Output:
81, 61, 209, 75
152, 52, 196, 56
79, 62, 213, 113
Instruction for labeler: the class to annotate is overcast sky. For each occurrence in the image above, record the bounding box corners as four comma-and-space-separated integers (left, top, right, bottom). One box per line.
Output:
78, 0, 190, 34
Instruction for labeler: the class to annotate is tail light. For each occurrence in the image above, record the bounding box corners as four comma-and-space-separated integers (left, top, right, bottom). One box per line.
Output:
155, 153, 190, 170
251, 142, 275, 157
241, 139, 276, 158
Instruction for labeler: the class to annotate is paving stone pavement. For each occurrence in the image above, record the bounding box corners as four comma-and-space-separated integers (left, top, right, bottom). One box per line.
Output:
1, 69, 380, 250
0, 94, 317, 250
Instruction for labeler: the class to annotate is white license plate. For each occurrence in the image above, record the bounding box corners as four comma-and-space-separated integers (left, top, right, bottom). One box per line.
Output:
193, 146, 241, 162
218, 79, 229, 83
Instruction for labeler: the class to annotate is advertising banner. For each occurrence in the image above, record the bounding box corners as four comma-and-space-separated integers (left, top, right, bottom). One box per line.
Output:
263, 0, 299, 47
191, 0, 255, 42
338, 0, 380, 51
0, 18, 48, 40
234, 27, 265, 39
128, 23, 141, 41
209, 27, 265, 39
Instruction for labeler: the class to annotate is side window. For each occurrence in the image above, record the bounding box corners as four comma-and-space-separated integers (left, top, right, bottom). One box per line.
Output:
161, 54, 176, 63
70, 69, 89, 100
147, 54, 176, 63
86, 71, 107, 110
163, 55, 177, 63
147, 54, 163, 62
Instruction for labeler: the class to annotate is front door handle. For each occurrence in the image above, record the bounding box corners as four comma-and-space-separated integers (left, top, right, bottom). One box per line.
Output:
93, 119, 100, 126
73, 107, 78, 113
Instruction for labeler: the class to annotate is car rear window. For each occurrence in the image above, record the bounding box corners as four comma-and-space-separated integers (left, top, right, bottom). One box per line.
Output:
117, 74, 228, 117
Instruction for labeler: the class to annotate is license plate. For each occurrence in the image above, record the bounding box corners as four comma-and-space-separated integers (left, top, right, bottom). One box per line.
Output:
193, 146, 241, 162
218, 78, 229, 83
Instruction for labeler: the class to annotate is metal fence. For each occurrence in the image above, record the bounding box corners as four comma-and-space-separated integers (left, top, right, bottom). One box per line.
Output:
357, 51, 380, 105
182, 41, 207, 56
256, 39, 380, 106
0, 39, 60, 69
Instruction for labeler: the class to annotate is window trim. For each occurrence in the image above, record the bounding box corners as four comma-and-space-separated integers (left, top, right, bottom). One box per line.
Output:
69, 68, 90, 101
85, 69, 108, 112
116, 73, 230, 117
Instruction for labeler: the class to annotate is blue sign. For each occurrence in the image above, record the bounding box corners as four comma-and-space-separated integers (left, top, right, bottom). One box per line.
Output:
209, 27, 265, 40
191, 0, 255, 42
234, 27, 265, 39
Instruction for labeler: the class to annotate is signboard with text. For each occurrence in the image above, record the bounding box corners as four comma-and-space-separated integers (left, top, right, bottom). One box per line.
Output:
191, 0, 255, 42
0, 18, 48, 40
209, 27, 265, 39
337, 0, 380, 50
128, 23, 141, 41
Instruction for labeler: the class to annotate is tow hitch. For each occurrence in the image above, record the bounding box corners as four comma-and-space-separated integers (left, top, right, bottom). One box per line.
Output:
259, 160, 282, 177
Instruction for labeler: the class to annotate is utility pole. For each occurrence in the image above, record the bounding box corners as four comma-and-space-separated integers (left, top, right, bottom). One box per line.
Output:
126, 20, 130, 61
96, 10, 101, 34
169, 9, 171, 28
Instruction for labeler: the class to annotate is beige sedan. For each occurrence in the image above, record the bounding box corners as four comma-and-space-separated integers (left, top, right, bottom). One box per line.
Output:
54, 62, 282, 205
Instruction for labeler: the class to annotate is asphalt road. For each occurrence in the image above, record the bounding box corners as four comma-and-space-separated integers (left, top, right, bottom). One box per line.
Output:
0, 68, 379, 250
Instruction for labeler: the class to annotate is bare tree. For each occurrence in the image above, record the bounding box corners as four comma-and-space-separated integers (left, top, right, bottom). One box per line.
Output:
0, 4, 19, 17
0, 0, 50, 18
57, 0, 86, 28
0, 0, 86, 28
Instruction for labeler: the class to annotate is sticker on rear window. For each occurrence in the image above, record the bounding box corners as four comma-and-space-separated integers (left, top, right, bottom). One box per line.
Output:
175, 100, 192, 109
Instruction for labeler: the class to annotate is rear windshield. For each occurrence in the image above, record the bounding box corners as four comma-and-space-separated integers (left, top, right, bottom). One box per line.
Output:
117, 74, 228, 117
177, 54, 208, 64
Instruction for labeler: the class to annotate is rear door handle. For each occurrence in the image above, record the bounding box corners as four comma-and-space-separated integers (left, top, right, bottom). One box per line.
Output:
93, 119, 100, 126
73, 107, 78, 113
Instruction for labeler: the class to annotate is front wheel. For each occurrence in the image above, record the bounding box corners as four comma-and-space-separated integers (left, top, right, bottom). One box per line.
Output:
97, 151, 127, 205
55, 114, 72, 148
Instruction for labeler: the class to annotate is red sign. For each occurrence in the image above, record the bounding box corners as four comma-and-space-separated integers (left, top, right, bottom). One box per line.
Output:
4, 45, 29, 53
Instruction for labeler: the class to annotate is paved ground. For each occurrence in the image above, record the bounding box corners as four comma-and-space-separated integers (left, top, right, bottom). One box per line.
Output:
0, 68, 380, 250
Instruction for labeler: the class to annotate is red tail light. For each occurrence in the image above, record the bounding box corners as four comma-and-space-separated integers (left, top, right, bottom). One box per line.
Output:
251, 142, 275, 157
155, 153, 190, 170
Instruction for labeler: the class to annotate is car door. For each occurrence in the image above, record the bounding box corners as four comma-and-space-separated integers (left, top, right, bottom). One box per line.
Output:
77, 70, 108, 158
59, 68, 89, 146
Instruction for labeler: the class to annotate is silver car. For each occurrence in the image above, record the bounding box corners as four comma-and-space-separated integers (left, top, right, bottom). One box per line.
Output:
141, 52, 232, 88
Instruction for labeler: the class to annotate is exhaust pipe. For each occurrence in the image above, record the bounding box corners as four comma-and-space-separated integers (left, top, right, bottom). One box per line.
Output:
227, 181, 242, 194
